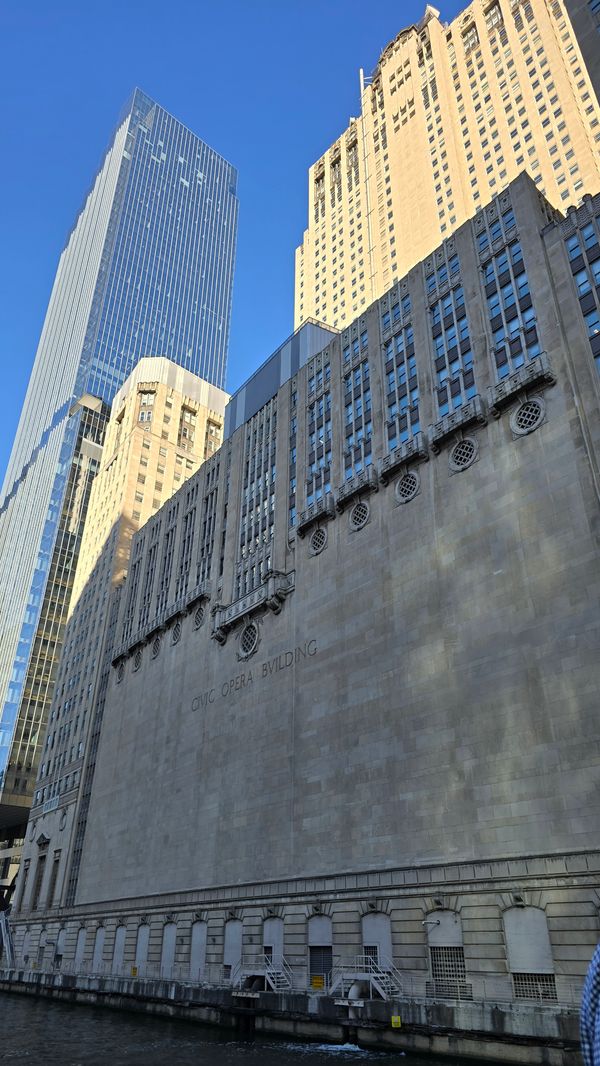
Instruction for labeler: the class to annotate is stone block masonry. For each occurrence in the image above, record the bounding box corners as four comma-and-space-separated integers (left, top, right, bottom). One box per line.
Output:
7, 174, 600, 1061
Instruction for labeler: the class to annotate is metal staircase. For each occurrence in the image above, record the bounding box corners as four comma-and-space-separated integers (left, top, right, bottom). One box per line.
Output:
0, 911, 15, 969
264, 955, 293, 992
231, 953, 294, 993
329, 954, 403, 1001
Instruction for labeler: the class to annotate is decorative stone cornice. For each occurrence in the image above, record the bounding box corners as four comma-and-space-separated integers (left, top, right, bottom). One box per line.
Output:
296, 495, 336, 538
379, 432, 429, 485
487, 352, 555, 418
211, 571, 295, 646
428, 393, 487, 454
112, 581, 212, 664
336, 467, 379, 513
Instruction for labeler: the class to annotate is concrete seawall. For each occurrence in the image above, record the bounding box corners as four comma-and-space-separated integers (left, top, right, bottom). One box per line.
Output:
0, 969, 582, 1065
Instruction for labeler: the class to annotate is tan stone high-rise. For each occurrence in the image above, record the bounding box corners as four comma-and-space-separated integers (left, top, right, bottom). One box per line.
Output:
5, 359, 227, 909
295, 0, 600, 330
70, 358, 228, 607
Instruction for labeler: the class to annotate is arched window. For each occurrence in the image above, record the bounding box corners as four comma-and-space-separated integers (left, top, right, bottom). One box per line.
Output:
503, 906, 556, 1001
223, 919, 243, 982
190, 920, 207, 982
308, 914, 332, 989
55, 927, 67, 969
112, 925, 126, 974
21, 929, 31, 967
92, 926, 105, 972
263, 917, 284, 968
160, 922, 177, 979
361, 912, 393, 969
426, 910, 471, 999
74, 927, 86, 971
134, 923, 150, 976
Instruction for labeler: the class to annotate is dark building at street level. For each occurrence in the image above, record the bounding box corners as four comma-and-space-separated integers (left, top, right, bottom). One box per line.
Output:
8, 174, 600, 1060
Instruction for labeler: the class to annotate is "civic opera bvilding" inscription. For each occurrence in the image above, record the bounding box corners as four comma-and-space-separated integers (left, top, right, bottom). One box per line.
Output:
191, 639, 317, 711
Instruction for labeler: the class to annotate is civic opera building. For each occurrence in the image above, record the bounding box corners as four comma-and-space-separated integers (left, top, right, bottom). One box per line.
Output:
9, 175, 600, 1048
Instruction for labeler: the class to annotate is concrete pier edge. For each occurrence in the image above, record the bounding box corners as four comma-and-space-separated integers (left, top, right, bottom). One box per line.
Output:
0, 970, 582, 1065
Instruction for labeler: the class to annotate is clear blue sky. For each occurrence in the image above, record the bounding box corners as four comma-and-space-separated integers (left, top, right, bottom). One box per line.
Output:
0, 0, 463, 485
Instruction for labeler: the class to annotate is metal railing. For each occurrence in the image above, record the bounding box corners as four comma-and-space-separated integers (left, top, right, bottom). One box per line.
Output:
0, 956, 584, 1010
330, 954, 403, 1000
226, 953, 294, 993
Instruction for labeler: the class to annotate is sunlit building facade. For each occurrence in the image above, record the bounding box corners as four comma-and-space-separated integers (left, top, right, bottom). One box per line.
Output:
294, 0, 600, 330
9, 178, 600, 1058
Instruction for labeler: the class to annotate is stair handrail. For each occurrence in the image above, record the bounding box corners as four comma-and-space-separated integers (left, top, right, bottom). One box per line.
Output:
330, 954, 403, 998
0, 912, 15, 969
225, 960, 243, 988
263, 953, 293, 990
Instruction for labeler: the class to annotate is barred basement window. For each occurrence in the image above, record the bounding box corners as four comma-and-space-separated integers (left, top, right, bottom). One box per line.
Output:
513, 973, 557, 1001
240, 622, 259, 658
449, 438, 477, 472
151, 636, 161, 659
349, 500, 370, 530
194, 605, 205, 629
396, 470, 420, 504
172, 620, 182, 645
428, 946, 472, 999
133, 649, 142, 672
511, 398, 544, 435
310, 527, 327, 554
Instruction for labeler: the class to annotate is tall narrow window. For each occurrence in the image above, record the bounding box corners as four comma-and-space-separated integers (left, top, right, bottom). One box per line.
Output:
30, 854, 46, 910
46, 850, 61, 908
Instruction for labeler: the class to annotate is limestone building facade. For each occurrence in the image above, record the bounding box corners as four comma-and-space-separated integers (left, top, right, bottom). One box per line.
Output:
8, 359, 227, 913
564, 0, 600, 99
8, 175, 600, 1031
294, 0, 600, 331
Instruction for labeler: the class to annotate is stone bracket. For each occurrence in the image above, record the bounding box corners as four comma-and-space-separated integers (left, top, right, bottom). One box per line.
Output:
211, 571, 295, 646
336, 467, 379, 513
428, 394, 487, 455
112, 581, 212, 664
297, 495, 336, 538
379, 432, 429, 485
487, 352, 555, 418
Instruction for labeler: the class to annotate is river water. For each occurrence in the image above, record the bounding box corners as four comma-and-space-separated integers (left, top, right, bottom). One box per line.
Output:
0, 994, 466, 1066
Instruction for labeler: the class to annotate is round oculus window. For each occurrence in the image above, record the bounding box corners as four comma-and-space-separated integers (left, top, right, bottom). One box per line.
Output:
240, 622, 259, 658
349, 500, 370, 530
310, 527, 327, 554
449, 437, 477, 472
511, 397, 544, 436
172, 620, 182, 645
116, 661, 124, 683
396, 470, 420, 503
194, 605, 205, 630
151, 636, 161, 659
133, 648, 142, 672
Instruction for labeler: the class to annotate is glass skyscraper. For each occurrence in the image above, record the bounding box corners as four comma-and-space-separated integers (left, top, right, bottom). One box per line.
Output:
0, 89, 238, 842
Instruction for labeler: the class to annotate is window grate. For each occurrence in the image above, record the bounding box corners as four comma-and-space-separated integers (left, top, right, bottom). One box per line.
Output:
513, 972, 557, 1001
310, 527, 327, 554
514, 399, 543, 433
396, 470, 419, 503
428, 946, 473, 1000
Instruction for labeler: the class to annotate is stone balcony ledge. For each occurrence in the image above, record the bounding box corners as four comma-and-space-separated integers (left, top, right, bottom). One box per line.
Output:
487, 352, 555, 417
379, 432, 429, 485
211, 571, 295, 646
336, 466, 379, 513
428, 394, 487, 454
112, 581, 212, 663
296, 495, 336, 538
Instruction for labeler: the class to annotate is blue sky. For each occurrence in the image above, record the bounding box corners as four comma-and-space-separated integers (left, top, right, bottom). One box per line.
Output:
0, 0, 463, 485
